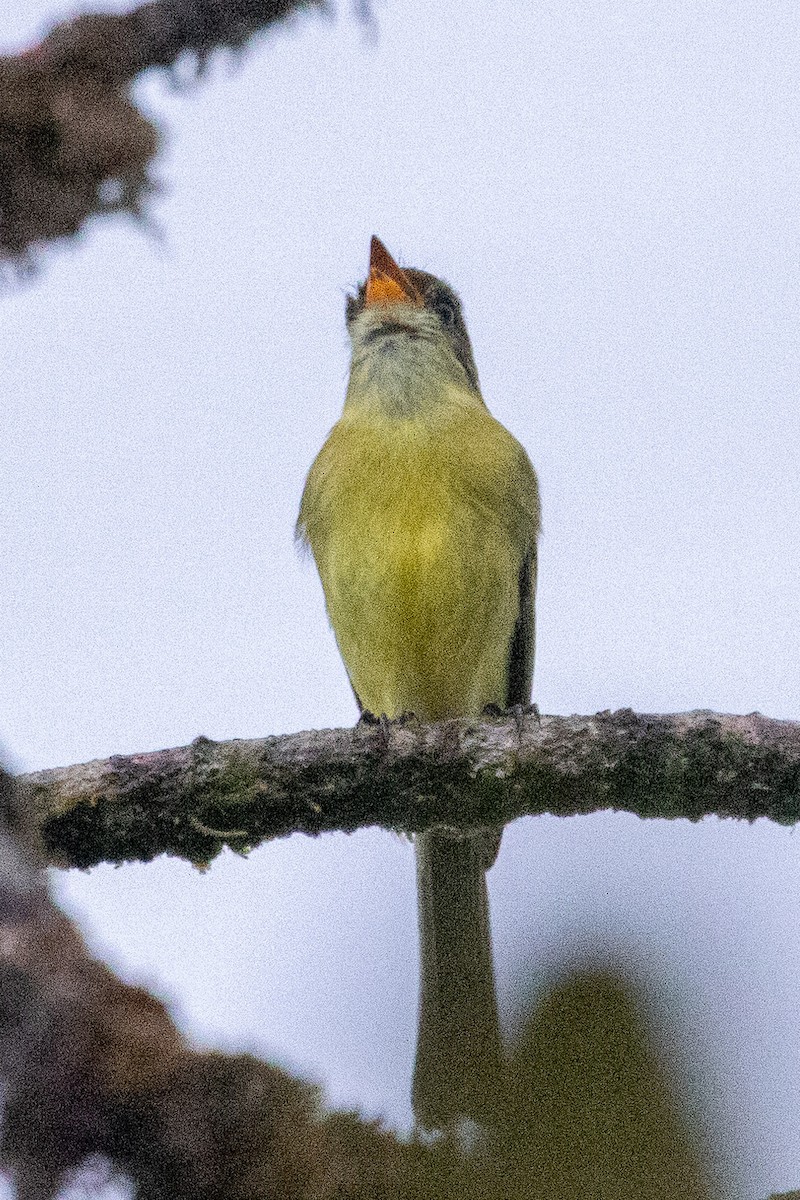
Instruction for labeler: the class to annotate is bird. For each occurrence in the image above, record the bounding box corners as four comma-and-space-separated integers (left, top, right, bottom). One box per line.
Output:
296, 236, 540, 1129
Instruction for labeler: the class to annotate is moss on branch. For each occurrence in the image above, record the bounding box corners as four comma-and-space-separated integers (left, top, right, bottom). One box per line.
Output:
17, 709, 800, 870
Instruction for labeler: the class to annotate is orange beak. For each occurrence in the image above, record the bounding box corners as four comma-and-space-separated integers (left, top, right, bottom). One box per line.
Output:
364, 236, 423, 308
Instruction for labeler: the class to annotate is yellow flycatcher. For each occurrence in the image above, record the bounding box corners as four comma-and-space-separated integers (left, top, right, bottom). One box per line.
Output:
297, 237, 540, 1128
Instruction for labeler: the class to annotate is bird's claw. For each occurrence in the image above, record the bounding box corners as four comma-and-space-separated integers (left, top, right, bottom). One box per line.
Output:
482, 701, 539, 740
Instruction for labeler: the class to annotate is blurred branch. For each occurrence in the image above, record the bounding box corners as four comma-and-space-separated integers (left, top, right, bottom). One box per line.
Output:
0, 0, 328, 265
0, 765, 448, 1200
18, 709, 800, 870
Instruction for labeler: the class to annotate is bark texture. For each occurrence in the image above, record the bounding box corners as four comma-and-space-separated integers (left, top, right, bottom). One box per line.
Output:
18, 709, 800, 870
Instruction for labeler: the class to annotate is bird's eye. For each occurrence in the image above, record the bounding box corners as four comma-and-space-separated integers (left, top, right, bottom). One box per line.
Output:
435, 297, 457, 327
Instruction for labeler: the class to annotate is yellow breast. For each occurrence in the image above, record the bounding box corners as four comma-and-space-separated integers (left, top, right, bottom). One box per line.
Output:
298, 399, 539, 721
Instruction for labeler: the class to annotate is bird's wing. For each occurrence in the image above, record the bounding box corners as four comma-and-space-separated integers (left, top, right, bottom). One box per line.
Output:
505, 542, 537, 707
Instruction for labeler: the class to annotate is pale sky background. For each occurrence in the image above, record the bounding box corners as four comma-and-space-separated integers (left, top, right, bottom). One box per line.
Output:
2, 0, 799, 1195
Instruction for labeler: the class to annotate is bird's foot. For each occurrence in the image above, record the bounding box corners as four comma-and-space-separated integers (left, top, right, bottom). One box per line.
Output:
357, 709, 418, 728
356, 709, 419, 753
482, 701, 539, 740
393, 710, 419, 726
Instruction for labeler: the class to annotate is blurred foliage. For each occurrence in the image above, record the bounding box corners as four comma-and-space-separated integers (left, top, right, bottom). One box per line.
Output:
0, 0, 327, 269
485, 969, 724, 1199
407, 967, 738, 1200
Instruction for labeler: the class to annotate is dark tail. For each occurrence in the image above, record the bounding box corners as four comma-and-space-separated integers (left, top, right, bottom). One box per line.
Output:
412, 829, 506, 1129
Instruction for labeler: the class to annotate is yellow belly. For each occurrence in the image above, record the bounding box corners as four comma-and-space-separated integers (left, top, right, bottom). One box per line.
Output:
298, 402, 537, 721
325, 509, 518, 720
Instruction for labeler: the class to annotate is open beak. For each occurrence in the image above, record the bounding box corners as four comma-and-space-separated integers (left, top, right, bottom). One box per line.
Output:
364, 236, 423, 308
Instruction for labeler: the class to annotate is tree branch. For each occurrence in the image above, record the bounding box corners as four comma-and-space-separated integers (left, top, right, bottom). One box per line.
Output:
0, 0, 329, 266
19, 709, 800, 870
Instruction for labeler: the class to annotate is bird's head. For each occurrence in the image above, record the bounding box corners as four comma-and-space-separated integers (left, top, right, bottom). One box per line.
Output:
345, 237, 481, 396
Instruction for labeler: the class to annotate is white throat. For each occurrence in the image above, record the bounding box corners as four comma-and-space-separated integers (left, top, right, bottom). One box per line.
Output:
344, 305, 478, 419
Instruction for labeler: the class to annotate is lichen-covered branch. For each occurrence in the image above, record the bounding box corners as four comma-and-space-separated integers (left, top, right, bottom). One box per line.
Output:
0, 0, 328, 265
19, 709, 800, 870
